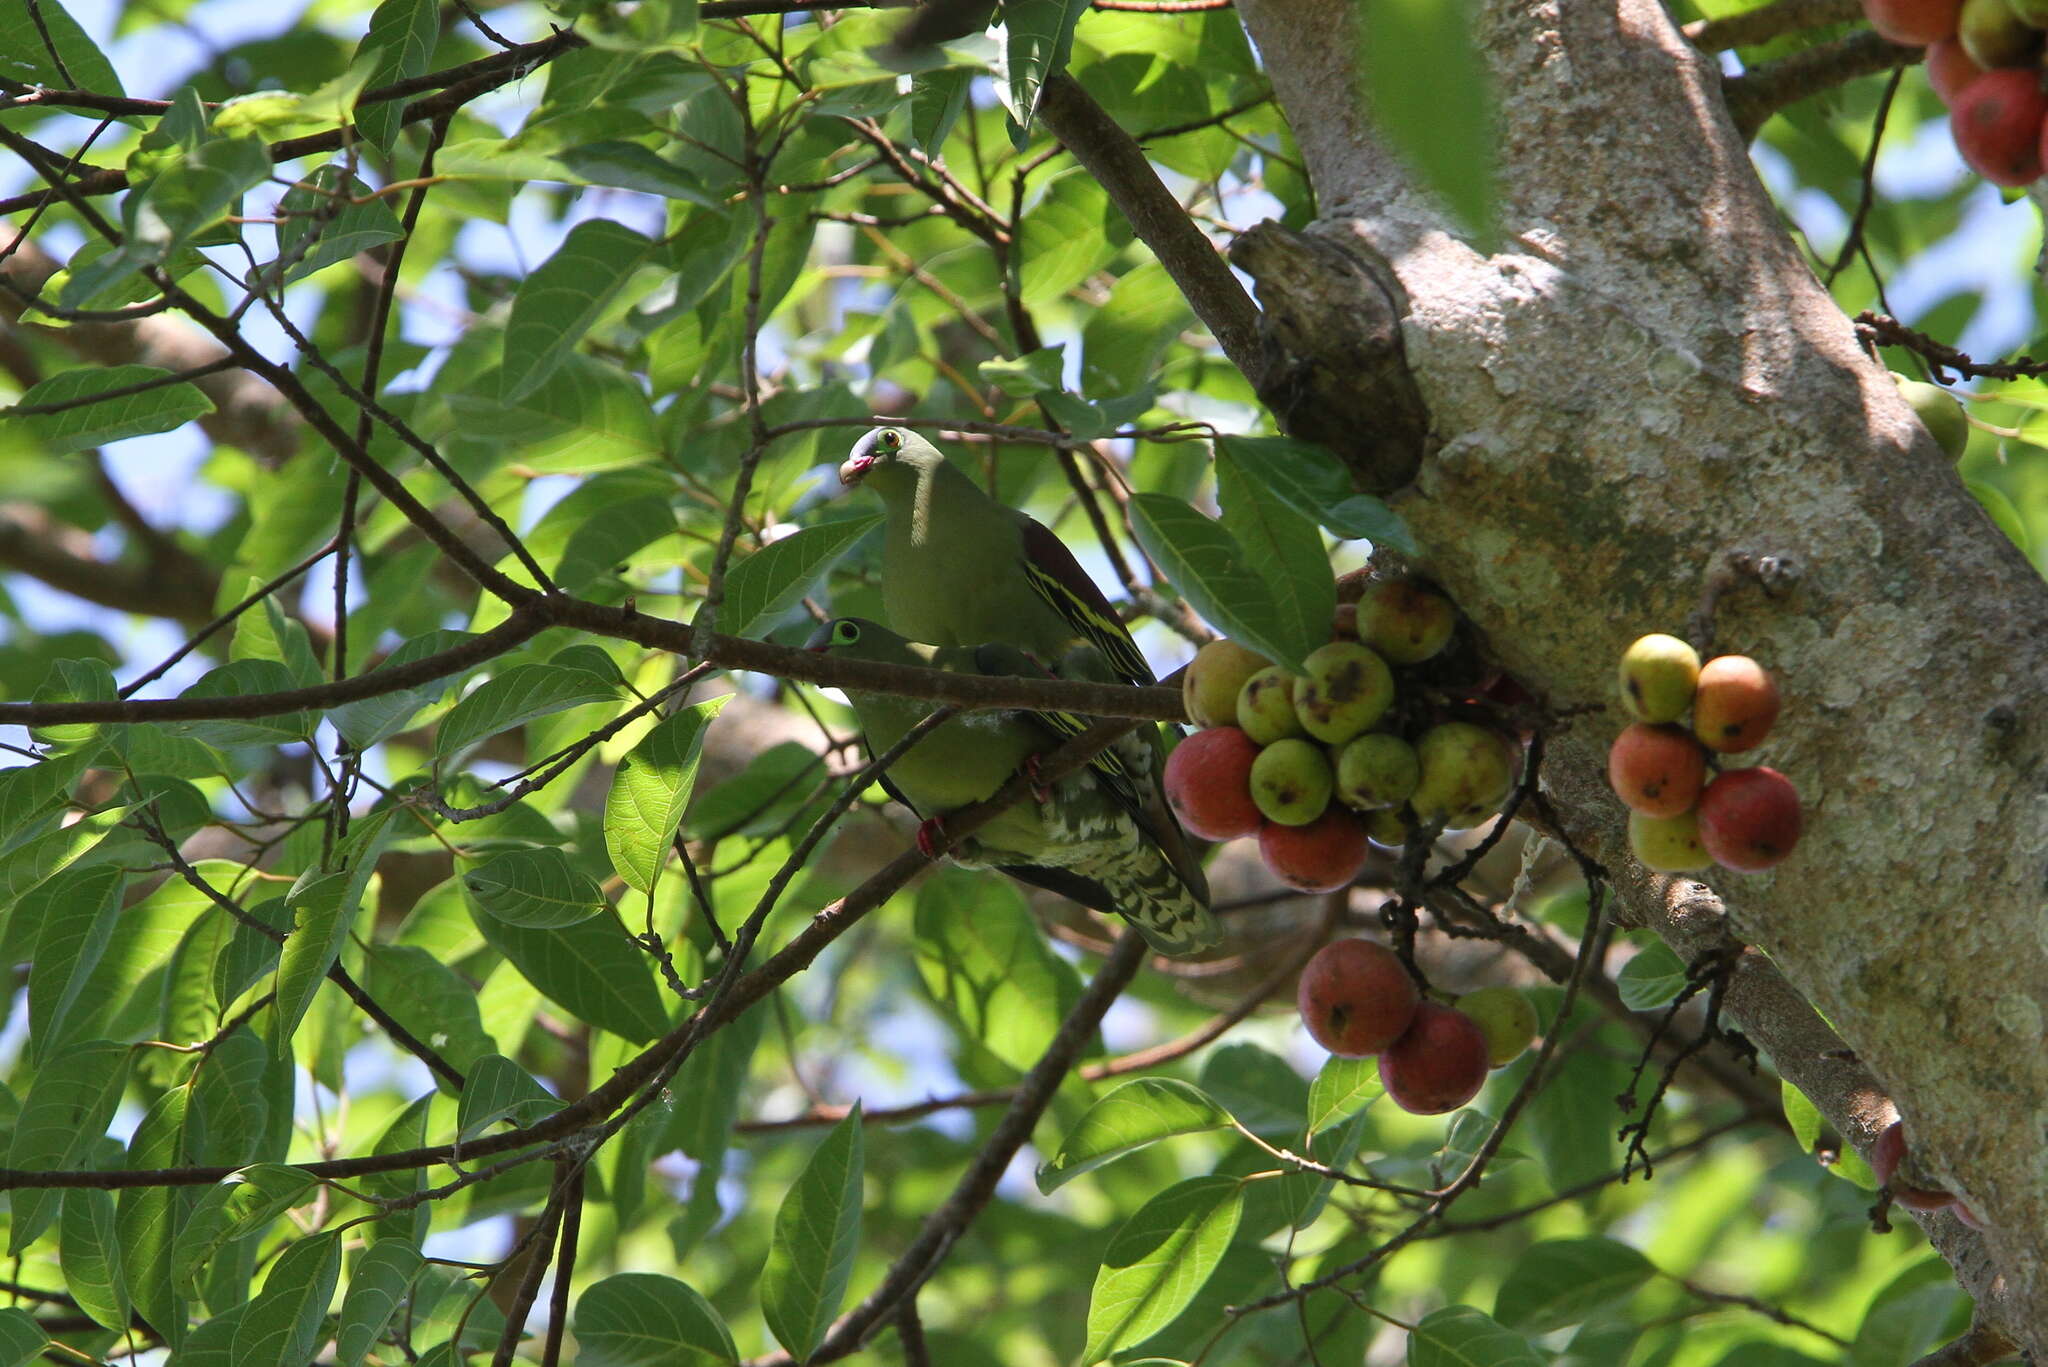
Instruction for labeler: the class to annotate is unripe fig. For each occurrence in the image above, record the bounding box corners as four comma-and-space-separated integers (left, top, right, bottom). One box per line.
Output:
1871, 1120, 1956, 1211
1927, 38, 1988, 104
1607, 723, 1708, 818
1618, 633, 1701, 724
1249, 738, 1334, 826
1696, 766, 1803, 872
1691, 654, 1781, 753
1261, 809, 1372, 893
1183, 639, 1272, 729
2012, 0, 2048, 20
1364, 807, 1413, 849
1894, 373, 1970, 459
1378, 1002, 1491, 1115
1951, 67, 2048, 186
1296, 939, 1419, 1055
1335, 733, 1421, 810
1353, 580, 1458, 664
1959, 0, 2039, 67
1628, 809, 1711, 872
1864, 0, 1965, 42
1409, 722, 1517, 829
1455, 986, 1539, 1068
1293, 642, 1396, 745
1237, 666, 1306, 745
1162, 727, 1263, 840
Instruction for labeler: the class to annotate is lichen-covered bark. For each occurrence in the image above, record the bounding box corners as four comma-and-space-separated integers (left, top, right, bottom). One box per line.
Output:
1233, 0, 2048, 1347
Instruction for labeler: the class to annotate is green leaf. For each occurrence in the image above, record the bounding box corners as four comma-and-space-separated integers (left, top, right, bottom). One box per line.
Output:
328, 629, 476, 749
576, 1273, 737, 1366
658, 999, 765, 1160
0, 1309, 45, 1367
1781, 1081, 1877, 1189
59, 1189, 127, 1332
916, 870, 1082, 1077
270, 807, 395, 1056
978, 346, 1066, 398
1037, 1079, 1228, 1193
276, 166, 405, 283
553, 493, 677, 592
1213, 435, 1415, 550
1407, 1305, 1543, 1367
6, 1039, 130, 1253
1215, 449, 1334, 672
1306, 1055, 1383, 1136
1082, 262, 1192, 398
463, 847, 606, 928
363, 942, 496, 1078
0, 804, 128, 916
1493, 1236, 1655, 1333
1129, 493, 1307, 673
171, 659, 318, 747
231, 1232, 343, 1367
175, 1165, 317, 1297
604, 696, 731, 894
335, 1239, 424, 1367
0, 0, 122, 94
470, 907, 668, 1043
997, 0, 1088, 130
74, 136, 273, 308
29, 658, 115, 748
435, 662, 621, 759
1965, 479, 2031, 554
1358, 0, 1497, 247
762, 1104, 865, 1363
117, 1084, 192, 1343
10, 364, 216, 452
714, 516, 881, 641
1082, 1174, 1244, 1362
1616, 940, 1687, 1011
25, 862, 124, 1061
457, 1055, 565, 1140
502, 220, 657, 402
1198, 1042, 1309, 1137
353, 0, 438, 150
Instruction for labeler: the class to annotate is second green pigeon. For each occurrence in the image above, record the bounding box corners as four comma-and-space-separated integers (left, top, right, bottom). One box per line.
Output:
809, 617, 1219, 957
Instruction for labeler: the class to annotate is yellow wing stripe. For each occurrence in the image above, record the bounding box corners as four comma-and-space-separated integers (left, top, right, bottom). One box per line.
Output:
1021, 562, 1150, 686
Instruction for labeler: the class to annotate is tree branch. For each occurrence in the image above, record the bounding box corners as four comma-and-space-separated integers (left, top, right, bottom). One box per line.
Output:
1723, 30, 1919, 139
1684, 0, 1861, 51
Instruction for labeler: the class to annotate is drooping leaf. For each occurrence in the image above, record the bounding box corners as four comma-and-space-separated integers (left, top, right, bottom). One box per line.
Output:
1358, 0, 1498, 246
1214, 435, 1416, 550
604, 696, 731, 894
230, 1232, 344, 1367
6, 1039, 131, 1253
0, 0, 122, 94
59, 1188, 127, 1331
10, 365, 216, 453
1616, 940, 1688, 1011
1215, 449, 1334, 671
457, 1054, 565, 1140
334, 1240, 425, 1367
276, 166, 406, 283
435, 662, 622, 759
1129, 493, 1304, 673
463, 847, 607, 928
469, 907, 668, 1043
712, 516, 881, 641
1493, 1236, 1655, 1333
996, 0, 1089, 131
352, 0, 438, 150
1306, 1055, 1383, 1136
502, 220, 658, 402
1407, 1305, 1544, 1367
761, 1105, 865, 1363
1082, 1175, 1244, 1363
576, 1273, 738, 1366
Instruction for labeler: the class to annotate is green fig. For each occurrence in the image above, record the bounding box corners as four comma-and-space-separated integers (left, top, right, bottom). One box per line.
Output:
1293, 642, 1395, 745
1618, 633, 1701, 725
1237, 666, 1306, 745
1249, 738, 1334, 826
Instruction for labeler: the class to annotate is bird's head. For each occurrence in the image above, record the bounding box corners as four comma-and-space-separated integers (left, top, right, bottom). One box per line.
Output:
806, 616, 888, 659
838, 426, 935, 491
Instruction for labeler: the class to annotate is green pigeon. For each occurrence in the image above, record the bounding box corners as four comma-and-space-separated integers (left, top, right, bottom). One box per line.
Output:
808, 617, 1219, 957
838, 424, 1206, 896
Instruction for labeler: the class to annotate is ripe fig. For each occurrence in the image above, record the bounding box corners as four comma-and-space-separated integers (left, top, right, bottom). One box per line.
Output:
1249, 738, 1334, 826
1237, 666, 1306, 745
1696, 766, 1803, 872
1607, 723, 1708, 818
1958, 0, 2039, 67
1618, 633, 1701, 724
1162, 727, 1263, 840
1378, 1002, 1491, 1115
1353, 580, 1458, 664
1927, 38, 1987, 104
1261, 809, 1373, 893
1293, 642, 1396, 745
1871, 1120, 1956, 1211
1691, 654, 1781, 753
1409, 722, 1517, 829
1864, 0, 1965, 42
1335, 733, 1421, 810
1627, 809, 1711, 873
1183, 639, 1272, 729
1297, 939, 1419, 1055
1951, 67, 2048, 186
1455, 986, 1540, 1068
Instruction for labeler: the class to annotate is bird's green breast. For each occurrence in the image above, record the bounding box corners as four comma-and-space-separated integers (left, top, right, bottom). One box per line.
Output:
875, 468, 1077, 658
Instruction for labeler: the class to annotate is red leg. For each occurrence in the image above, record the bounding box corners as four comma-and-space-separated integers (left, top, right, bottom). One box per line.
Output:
1023, 753, 1053, 804
915, 817, 947, 859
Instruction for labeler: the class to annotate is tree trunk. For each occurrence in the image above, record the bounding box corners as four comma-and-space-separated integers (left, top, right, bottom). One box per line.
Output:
1230, 0, 2048, 1349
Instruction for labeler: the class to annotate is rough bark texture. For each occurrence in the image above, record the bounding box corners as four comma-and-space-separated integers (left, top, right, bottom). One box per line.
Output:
1232, 0, 2048, 1348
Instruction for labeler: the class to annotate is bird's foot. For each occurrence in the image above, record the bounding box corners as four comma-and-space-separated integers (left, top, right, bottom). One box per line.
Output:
915, 817, 948, 860
1022, 754, 1054, 805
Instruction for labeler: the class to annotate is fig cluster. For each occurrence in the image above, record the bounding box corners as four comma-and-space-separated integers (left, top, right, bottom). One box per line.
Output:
1296, 940, 1538, 1115
1861, 0, 2048, 185
1164, 580, 1525, 895
1610, 634, 1804, 874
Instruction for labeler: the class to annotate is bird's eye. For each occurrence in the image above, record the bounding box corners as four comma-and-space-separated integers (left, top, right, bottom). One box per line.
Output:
878, 430, 901, 451
834, 621, 860, 645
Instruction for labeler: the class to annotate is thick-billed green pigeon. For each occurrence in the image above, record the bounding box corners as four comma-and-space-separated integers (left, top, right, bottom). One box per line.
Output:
808, 616, 1219, 957
837, 424, 1206, 897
